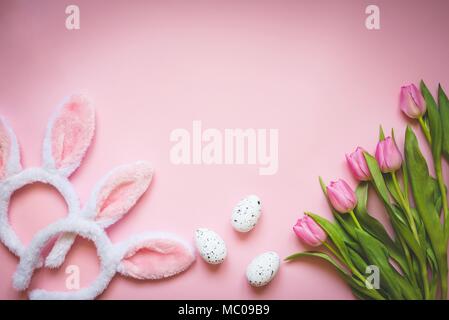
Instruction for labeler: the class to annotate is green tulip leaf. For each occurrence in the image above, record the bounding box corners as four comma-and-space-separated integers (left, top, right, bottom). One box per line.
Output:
349, 281, 386, 301
404, 126, 447, 285
285, 251, 347, 275
389, 206, 426, 266
402, 159, 410, 202
421, 80, 442, 161
364, 153, 407, 224
439, 84, 449, 160
285, 251, 385, 300
354, 182, 398, 255
379, 125, 386, 141
384, 174, 403, 206
405, 127, 444, 247
347, 246, 369, 276
355, 229, 420, 300
429, 177, 445, 216
305, 212, 352, 267
364, 153, 392, 206
318, 177, 363, 252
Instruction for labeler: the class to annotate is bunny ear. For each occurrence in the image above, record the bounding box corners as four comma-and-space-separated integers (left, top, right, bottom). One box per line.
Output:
0, 116, 22, 180
117, 232, 195, 280
85, 162, 153, 227
43, 95, 95, 177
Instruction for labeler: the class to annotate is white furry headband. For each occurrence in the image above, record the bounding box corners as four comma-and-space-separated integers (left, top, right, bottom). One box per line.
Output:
0, 95, 195, 299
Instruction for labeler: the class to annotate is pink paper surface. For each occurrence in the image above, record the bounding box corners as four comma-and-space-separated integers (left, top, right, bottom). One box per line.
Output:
0, 0, 448, 299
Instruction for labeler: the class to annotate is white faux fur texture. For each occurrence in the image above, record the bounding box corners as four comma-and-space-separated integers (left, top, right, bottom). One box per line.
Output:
115, 231, 196, 279
0, 167, 80, 257
45, 161, 153, 269
13, 217, 117, 300
82, 161, 154, 227
14, 217, 195, 300
42, 95, 95, 178
43, 233, 78, 269
0, 95, 93, 262
1, 96, 196, 300
0, 116, 22, 177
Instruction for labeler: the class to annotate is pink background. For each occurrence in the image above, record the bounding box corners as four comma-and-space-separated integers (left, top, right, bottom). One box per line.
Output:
1, 0, 449, 300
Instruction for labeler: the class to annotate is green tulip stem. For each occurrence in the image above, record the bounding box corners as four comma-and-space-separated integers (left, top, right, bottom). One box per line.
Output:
418, 116, 432, 144
391, 171, 419, 241
435, 158, 449, 238
391, 171, 431, 298
322, 241, 357, 275
323, 242, 363, 281
349, 210, 362, 230
433, 156, 449, 299
420, 262, 431, 300
441, 271, 448, 300
398, 238, 418, 284
419, 117, 449, 238
323, 241, 384, 300
322, 241, 343, 261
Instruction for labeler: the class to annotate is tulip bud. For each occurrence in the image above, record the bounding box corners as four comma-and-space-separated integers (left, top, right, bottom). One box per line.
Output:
327, 179, 357, 214
293, 215, 327, 247
400, 84, 426, 119
346, 147, 371, 181
375, 137, 402, 173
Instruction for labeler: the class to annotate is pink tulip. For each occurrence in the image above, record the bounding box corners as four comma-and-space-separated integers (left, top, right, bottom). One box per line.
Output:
346, 147, 371, 181
327, 179, 357, 214
400, 84, 426, 119
375, 137, 402, 173
293, 215, 327, 247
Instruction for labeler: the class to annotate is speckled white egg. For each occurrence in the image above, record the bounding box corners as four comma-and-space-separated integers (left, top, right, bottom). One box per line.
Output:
231, 195, 262, 232
195, 228, 227, 264
246, 251, 280, 287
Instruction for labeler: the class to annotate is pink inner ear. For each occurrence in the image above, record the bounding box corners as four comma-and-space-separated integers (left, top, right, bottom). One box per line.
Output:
0, 121, 11, 180
51, 95, 94, 170
98, 181, 136, 218
95, 163, 152, 221
121, 238, 194, 280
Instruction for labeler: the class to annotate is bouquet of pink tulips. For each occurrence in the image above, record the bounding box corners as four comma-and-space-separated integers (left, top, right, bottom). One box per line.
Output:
287, 81, 449, 300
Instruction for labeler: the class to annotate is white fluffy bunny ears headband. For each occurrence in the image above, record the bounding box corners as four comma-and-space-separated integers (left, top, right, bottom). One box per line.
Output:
0, 95, 195, 299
